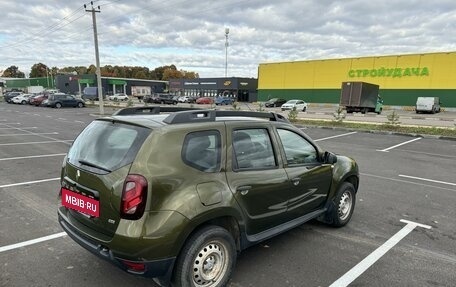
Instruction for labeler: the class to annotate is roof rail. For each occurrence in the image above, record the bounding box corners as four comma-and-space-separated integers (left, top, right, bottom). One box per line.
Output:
112, 106, 201, 116
163, 110, 289, 124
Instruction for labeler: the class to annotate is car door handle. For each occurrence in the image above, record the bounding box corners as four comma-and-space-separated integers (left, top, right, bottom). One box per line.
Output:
236, 186, 251, 195
291, 177, 300, 186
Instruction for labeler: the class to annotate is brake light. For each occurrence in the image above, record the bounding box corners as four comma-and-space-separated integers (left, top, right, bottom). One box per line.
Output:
120, 174, 148, 220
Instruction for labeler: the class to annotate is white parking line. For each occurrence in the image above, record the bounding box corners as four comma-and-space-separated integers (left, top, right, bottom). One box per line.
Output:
0, 178, 60, 188
74, 120, 85, 124
329, 220, 431, 287
0, 132, 58, 137
377, 137, 421, 152
0, 126, 37, 130
314, 132, 357, 142
0, 232, 66, 253
0, 153, 66, 161
398, 175, 456, 186
0, 140, 73, 146
361, 173, 455, 191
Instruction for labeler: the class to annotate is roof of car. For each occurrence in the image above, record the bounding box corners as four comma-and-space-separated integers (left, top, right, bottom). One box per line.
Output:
103, 107, 289, 129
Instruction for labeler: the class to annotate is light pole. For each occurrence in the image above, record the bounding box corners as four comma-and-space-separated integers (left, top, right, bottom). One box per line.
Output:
225, 27, 229, 78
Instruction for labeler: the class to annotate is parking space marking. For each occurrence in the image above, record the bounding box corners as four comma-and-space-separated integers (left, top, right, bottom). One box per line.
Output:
0, 122, 20, 125
398, 175, 456, 186
0, 132, 58, 137
377, 137, 421, 152
74, 120, 85, 124
361, 173, 455, 191
314, 131, 357, 142
0, 178, 60, 188
0, 127, 37, 130
0, 232, 66, 253
329, 219, 431, 287
0, 140, 73, 146
0, 153, 66, 161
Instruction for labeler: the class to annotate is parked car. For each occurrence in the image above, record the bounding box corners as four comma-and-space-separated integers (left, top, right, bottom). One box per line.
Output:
12, 94, 33, 104
144, 93, 178, 105
215, 96, 235, 105
108, 93, 129, 101
196, 97, 214, 104
281, 99, 308, 111
30, 94, 49, 106
415, 97, 441, 114
58, 107, 359, 286
4, 92, 23, 103
264, 98, 287, 107
44, 94, 85, 108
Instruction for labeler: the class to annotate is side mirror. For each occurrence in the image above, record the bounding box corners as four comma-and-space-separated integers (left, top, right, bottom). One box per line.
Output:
323, 151, 338, 164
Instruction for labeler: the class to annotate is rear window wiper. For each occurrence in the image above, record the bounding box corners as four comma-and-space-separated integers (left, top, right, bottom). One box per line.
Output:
78, 159, 112, 172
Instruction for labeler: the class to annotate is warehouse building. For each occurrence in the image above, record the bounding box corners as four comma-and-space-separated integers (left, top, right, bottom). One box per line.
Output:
169, 77, 258, 102
258, 52, 456, 107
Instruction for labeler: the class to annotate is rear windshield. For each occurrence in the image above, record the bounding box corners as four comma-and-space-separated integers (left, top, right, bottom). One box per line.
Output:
67, 120, 150, 173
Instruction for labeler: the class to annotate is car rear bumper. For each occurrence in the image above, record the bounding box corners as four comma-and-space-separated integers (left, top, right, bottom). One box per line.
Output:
58, 212, 175, 278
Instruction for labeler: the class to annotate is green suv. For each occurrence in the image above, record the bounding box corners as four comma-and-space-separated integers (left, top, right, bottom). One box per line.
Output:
58, 107, 359, 287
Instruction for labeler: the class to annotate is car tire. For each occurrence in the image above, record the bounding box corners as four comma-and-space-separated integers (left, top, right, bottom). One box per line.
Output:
161, 101, 165, 104
55, 102, 62, 109
326, 182, 356, 227
77, 102, 84, 108
302, 107, 307, 112
172, 225, 236, 287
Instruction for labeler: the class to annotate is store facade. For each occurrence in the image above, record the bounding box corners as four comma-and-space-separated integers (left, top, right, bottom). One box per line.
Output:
169, 77, 258, 102
258, 52, 456, 107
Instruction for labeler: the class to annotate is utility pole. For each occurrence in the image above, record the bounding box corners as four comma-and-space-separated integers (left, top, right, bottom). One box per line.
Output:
225, 28, 229, 78
85, 1, 104, 115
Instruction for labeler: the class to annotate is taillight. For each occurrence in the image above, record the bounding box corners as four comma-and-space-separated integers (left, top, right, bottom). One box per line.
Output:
120, 174, 148, 220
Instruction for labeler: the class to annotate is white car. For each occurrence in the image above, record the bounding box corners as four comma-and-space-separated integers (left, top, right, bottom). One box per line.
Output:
178, 96, 191, 103
108, 93, 129, 101
281, 100, 308, 112
12, 94, 34, 104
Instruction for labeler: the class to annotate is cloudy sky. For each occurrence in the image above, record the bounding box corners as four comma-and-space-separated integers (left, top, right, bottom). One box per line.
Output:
1, 0, 456, 78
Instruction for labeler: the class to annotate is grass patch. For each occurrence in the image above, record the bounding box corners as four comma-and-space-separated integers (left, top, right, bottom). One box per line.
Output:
295, 119, 456, 138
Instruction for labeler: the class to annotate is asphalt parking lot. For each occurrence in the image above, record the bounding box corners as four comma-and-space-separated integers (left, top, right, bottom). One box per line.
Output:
0, 102, 455, 287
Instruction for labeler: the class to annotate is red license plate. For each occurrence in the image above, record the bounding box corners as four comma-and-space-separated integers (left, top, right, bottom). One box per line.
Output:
61, 188, 100, 217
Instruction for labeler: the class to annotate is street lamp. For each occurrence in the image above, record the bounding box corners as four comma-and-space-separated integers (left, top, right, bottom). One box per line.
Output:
225, 27, 229, 78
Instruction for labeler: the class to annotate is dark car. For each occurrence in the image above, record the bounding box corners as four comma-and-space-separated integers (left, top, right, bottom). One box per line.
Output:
44, 94, 85, 108
264, 98, 287, 107
58, 107, 359, 286
145, 93, 178, 105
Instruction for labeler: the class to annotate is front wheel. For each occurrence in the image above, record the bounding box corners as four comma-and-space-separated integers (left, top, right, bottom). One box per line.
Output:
55, 102, 62, 109
323, 182, 356, 227
172, 225, 236, 287
77, 102, 84, 108
302, 106, 307, 112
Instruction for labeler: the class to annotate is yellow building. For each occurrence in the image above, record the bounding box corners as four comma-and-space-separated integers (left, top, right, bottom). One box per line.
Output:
258, 52, 456, 107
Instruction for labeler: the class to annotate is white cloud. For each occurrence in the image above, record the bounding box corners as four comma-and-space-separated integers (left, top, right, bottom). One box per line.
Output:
1, 0, 456, 78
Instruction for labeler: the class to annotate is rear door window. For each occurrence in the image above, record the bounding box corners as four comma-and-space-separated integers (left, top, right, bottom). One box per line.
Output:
182, 131, 221, 173
67, 120, 150, 173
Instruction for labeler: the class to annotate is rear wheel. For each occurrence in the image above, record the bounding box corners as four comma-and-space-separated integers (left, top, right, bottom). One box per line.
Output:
172, 225, 236, 287
55, 102, 62, 109
21, 100, 26, 105
77, 102, 84, 108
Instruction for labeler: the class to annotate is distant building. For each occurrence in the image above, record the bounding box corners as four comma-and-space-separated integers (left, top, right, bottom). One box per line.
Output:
258, 51, 456, 107
169, 77, 258, 102
55, 75, 167, 96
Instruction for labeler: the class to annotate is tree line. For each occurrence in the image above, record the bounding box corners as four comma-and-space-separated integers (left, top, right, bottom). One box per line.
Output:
1, 63, 199, 81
